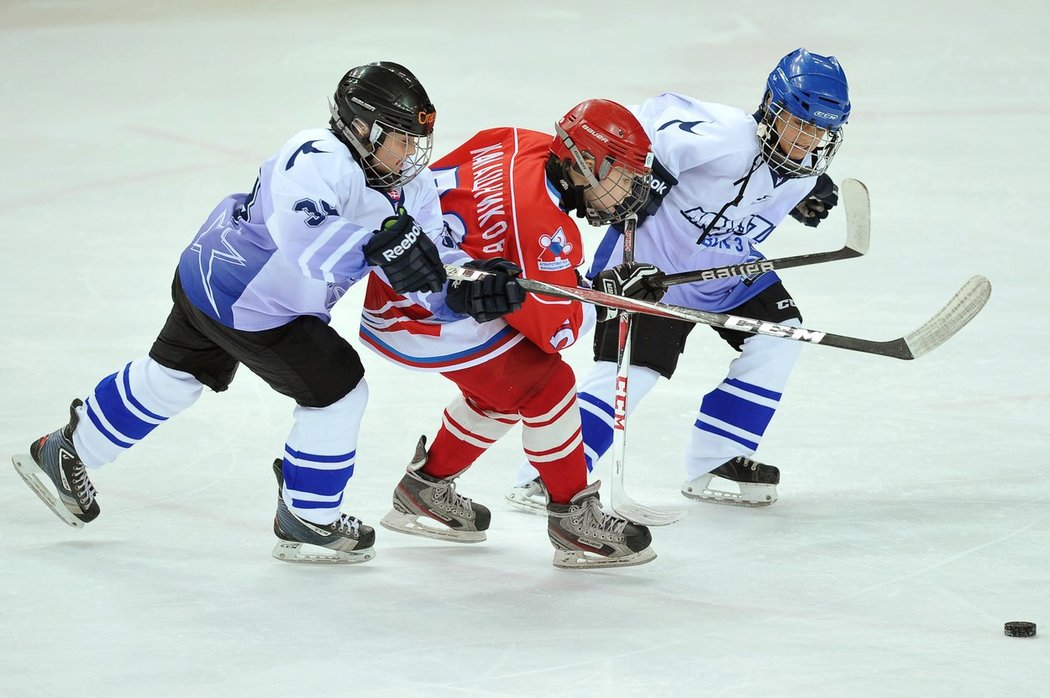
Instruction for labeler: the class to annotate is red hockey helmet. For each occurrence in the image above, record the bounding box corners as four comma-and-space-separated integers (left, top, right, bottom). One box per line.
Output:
551, 99, 654, 225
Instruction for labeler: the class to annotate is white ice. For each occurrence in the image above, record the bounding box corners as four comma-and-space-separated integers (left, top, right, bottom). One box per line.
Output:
1, 1, 1047, 696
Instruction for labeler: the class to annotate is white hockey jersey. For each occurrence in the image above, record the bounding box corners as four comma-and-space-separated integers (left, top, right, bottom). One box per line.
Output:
589, 92, 817, 312
177, 128, 459, 331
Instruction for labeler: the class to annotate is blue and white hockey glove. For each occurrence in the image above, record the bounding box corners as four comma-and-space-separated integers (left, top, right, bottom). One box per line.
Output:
446, 258, 526, 323
789, 173, 838, 228
594, 262, 666, 322
365, 208, 447, 294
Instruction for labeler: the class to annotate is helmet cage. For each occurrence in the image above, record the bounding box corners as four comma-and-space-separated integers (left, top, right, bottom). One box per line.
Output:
553, 109, 654, 226
758, 99, 843, 179
329, 99, 434, 188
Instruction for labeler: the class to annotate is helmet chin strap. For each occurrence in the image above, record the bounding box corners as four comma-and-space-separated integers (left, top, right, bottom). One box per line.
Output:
328, 98, 373, 162
554, 122, 602, 190
545, 155, 588, 219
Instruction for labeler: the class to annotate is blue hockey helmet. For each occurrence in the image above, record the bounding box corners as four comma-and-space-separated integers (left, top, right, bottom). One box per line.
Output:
758, 48, 850, 178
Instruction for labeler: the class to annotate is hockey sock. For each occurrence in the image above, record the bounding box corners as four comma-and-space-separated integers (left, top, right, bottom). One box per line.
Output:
684, 325, 803, 478
425, 394, 518, 479
510, 361, 660, 485
73, 357, 204, 468
518, 361, 586, 504
281, 380, 368, 525
577, 361, 661, 470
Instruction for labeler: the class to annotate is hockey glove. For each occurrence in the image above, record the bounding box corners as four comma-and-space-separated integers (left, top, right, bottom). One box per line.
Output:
364, 208, 446, 294
446, 258, 527, 323
789, 173, 838, 228
594, 262, 666, 322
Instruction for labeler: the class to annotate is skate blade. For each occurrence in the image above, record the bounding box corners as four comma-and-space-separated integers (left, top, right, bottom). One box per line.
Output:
11, 454, 84, 528
681, 477, 778, 508
379, 510, 486, 543
271, 540, 376, 565
504, 490, 547, 515
552, 546, 656, 570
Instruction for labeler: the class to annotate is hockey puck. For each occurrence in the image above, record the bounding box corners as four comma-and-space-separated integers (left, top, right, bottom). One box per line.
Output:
1004, 621, 1037, 638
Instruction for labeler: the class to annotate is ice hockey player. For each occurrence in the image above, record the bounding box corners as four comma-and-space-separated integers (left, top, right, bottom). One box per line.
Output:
360, 99, 661, 568
506, 48, 851, 511
12, 61, 498, 564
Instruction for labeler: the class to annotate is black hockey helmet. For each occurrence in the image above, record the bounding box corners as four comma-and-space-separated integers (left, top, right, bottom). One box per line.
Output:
329, 61, 436, 188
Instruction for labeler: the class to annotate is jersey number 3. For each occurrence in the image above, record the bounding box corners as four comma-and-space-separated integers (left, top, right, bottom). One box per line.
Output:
294, 198, 338, 227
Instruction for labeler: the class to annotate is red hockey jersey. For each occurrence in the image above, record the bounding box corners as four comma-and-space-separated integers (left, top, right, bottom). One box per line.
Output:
360, 127, 586, 372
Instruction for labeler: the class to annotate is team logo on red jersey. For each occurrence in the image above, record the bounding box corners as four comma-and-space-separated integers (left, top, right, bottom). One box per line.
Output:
537, 227, 573, 271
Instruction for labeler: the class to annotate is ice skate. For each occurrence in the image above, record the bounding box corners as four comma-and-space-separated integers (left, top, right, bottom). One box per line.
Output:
271, 460, 376, 564
547, 481, 655, 569
681, 456, 780, 507
505, 477, 549, 514
11, 399, 99, 528
380, 436, 490, 543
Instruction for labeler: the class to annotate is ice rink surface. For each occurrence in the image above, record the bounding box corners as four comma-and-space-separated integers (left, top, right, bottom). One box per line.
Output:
2, 1, 1047, 696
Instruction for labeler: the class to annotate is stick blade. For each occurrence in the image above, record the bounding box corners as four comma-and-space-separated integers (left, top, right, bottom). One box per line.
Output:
903, 275, 992, 359
611, 499, 686, 526
840, 178, 871, 256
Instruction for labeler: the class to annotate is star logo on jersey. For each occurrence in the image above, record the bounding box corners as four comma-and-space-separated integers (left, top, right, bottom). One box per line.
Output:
325, 280, 352, 309
537, 227, 572, 271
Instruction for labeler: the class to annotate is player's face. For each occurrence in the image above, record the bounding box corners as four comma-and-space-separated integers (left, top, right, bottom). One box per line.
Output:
774, 112, 830, 161
584, 165, 638, 213
370, 131, 416, 175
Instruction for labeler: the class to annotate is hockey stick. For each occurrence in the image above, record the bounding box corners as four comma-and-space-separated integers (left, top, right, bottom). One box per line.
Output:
608, 216, 684, 526
655, 178, 871, 287
445, 267, 991, 361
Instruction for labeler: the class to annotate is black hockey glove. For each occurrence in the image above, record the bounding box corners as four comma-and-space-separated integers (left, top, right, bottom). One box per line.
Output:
446, 258, 527, 323
789, 173, 838, 228
594, 262, 666, 322
364, 208, 446, 294
610, 156, 678, 233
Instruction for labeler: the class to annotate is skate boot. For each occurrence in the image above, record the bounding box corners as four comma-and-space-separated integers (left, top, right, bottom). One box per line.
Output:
271, 460, 376, 564
11, 399, 100, 528
681, 456, 780, 507
380, 435, 490, 543
547, 481, 655, 569
505, 477, 549, 514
